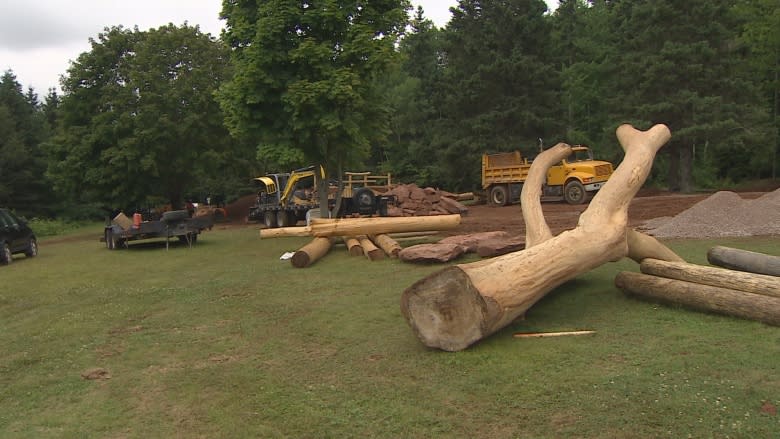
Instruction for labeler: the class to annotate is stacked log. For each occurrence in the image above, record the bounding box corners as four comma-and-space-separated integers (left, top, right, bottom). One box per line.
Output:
384, 184, 470, 217
615, 247, 780, 326
268, 215, 461, 268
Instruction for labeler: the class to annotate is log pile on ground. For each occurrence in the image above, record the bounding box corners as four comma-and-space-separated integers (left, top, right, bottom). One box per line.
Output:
263, 214, 463, 268
615, 246, 780, 326
639, 189, 780, 238
384, 184, 470, 217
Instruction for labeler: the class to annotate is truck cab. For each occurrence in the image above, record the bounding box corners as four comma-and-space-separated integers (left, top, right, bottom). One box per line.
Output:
482, 145, 614, 206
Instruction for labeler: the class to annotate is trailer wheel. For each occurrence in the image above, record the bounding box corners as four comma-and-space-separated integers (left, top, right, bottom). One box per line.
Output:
264, 211, 278, 228
564, 180, 587, 204
489, 185, 510, 206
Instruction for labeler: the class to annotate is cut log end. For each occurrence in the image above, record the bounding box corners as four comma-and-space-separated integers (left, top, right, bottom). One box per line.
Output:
401, 266, 492, 351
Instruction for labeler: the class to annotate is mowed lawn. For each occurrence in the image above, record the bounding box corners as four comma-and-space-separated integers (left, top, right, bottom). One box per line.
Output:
1, 224, 778, 438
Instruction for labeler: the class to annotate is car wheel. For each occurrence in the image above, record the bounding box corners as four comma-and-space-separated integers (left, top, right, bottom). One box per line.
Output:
24, 238, 38, 257
1, 242, 12, 265
490, 185, 509, 206
564, 180, 587, 204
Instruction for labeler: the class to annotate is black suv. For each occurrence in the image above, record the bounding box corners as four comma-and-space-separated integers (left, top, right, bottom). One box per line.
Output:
0, 208, 38, 265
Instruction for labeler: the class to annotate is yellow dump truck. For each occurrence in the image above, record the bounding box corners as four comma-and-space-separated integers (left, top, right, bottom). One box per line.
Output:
482, 145, 614, 205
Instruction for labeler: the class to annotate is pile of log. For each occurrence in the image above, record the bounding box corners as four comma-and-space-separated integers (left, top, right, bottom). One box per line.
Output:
383, 184, 470, 217
615, 246, 780, 326
260, 214, 463, 268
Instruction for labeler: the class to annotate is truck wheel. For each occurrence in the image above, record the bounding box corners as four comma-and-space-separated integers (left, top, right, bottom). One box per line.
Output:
277, 210, 290, 227
1, 242, 12, 265
564, 180, 587, 204
489, 185, 510, 206
264, 211, 278, 228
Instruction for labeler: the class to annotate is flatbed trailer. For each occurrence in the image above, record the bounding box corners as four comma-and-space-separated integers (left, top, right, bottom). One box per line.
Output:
102, 210, 213, 250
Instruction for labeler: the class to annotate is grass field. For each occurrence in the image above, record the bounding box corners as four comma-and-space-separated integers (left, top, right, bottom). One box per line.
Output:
1, 224, 778, 438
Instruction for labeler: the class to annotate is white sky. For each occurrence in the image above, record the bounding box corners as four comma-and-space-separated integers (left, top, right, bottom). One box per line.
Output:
0, 0, 558, 96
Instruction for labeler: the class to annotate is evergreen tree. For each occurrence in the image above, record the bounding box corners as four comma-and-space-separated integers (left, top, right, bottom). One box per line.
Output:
609, 0, 770, 191
435, 0, 561, 190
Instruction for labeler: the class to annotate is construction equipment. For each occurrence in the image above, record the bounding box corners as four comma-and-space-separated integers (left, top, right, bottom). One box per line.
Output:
482, 145, 614, 205
248, 166, 395, 228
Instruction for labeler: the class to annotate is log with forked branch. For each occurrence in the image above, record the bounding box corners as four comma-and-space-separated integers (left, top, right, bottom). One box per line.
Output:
400, 124, 685, 351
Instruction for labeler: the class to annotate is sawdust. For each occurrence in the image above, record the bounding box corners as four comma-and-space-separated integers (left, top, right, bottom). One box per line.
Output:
641, 189, 780, 239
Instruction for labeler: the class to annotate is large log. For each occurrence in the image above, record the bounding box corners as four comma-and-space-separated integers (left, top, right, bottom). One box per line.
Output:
260, 214, 461, 239
401, 124, 683, 351
291, 237, 334, 268
344, 237, 364, 256
615, 271, 780, 326
358, 236, 385, 261
707, 246, 780, 277
640, 258, 780, 298
370, 234, 402, 258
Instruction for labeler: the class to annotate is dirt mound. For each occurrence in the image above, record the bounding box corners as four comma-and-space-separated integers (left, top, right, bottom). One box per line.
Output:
224, 194, 256, 222
641, 189, 780, 238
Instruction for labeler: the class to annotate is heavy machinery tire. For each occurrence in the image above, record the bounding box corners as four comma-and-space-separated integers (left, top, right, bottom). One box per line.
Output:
162, 209, 189, 222
277, 210, 290, 227
489, 185, 510, 206
352, 187, 376, 213
1, 242, 12, 265
564, 180, 587, 204
24, 238, 38, 257
264, 211, 278, 228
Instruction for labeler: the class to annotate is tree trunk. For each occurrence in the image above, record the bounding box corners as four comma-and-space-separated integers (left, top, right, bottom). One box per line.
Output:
679, 142, 693, 193
259, 214, 461, 238
291, 237, 334, 268
358, 236, 385, 261
667, 143, 681, 192
615, 271, 780, 326
401, 124, 682, 351
370, 234, 402, 258
344, 237, 364, 256
639, 258, 780, 299
707, 246, 780, 277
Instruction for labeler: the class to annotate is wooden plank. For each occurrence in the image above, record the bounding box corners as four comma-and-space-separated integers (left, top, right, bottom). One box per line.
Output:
513, 330, 595, 338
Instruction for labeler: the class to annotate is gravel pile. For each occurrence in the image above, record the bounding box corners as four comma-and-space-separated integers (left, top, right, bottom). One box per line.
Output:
641, 189, 780, 238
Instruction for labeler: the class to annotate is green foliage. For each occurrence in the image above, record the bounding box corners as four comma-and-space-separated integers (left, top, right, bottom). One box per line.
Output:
218, 0, 411, 179
46, 25, 240, 211
26, 218, 98, 238
0, 71, 55, 217
1, 228, 778, 437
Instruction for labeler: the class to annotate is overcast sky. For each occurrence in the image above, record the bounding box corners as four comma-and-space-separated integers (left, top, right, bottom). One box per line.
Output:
0, 0, 558, 95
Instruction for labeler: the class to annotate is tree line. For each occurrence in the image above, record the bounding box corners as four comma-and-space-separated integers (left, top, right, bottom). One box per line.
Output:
1, 0, 777, 219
